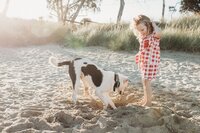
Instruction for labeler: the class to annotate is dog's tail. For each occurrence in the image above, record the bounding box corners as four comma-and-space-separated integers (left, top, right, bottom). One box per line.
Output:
49, 56, 71, 67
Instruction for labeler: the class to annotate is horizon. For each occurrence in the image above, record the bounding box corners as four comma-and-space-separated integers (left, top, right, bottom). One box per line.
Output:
1, 0, 183, 23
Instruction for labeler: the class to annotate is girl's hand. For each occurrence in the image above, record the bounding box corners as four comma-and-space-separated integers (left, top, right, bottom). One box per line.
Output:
152, 22, 161, 38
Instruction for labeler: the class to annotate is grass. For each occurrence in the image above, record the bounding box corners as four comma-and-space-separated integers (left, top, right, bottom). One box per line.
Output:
64, 15, 200, 53
161, 15, 200, 52
0, 15, 199, 52
65, 23, 139, 51
161, 28, 200, 52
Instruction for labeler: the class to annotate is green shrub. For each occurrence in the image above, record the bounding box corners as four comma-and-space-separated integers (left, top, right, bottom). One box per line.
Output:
63, 15, 200, 52
161, 15, 200, 52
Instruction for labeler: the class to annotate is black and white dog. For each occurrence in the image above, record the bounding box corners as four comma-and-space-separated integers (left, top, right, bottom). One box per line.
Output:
49, 56, 129, 109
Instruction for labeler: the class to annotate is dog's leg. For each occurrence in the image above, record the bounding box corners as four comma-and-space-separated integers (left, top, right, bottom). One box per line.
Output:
72, 79, 81, 104
95, 90, 109, 110
72, 90, 77, 104
69, 65, 81, 104
81, 77, 90, 96
104, 94, 117, 109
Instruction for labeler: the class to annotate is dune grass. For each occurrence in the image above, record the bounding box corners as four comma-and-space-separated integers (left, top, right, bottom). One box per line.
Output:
64, 15, 200, 52
65, 23, 139, 51
0, 15, 199, 52
161, 15, 200, 52
161, 28, 200, 52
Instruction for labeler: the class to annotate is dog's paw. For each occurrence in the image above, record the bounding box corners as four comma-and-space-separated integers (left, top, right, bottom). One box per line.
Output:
112, 106, 117, 110
103, 105, 108, 110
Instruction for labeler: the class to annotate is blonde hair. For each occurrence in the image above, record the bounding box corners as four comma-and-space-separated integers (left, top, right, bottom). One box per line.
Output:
132, 15, 154, 39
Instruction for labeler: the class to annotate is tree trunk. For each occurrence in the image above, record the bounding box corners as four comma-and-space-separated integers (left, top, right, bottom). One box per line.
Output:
2, 0, 10, 16
59, 0, 64, 24
62, 0, 70, 25
71, 0, 86, 23
117, 0, 125, 24
56, 0, 61, 22
161, 0, 165, 22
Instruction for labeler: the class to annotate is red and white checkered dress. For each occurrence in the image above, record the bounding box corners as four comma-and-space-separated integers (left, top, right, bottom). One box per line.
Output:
135, 32, 160, 80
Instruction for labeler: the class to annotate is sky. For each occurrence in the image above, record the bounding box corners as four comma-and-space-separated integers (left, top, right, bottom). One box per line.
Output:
0, 0, 182, 23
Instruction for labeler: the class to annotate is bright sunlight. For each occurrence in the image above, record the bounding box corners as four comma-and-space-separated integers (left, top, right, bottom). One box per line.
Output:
0, 0, 49, 20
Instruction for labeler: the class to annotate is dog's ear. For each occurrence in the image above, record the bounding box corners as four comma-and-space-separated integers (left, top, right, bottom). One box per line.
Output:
116, 81, 120, 87
113, 81, 120, 91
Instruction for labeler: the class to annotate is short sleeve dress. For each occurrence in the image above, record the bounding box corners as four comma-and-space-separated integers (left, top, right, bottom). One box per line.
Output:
135, 32, 160, 80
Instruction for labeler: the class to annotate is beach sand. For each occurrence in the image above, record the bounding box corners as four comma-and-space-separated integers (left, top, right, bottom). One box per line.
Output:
0, 44, 199, 133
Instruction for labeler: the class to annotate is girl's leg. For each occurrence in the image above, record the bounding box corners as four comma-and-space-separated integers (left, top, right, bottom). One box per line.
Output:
137, 79, 147, 105
142, 79, 152, 106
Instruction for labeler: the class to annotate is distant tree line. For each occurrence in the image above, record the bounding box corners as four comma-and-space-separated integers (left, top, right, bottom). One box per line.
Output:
46, 0, 200, 24
1, 0, 200, 23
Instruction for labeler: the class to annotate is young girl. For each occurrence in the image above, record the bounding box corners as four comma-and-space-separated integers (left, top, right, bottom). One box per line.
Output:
132, 15, 161, 106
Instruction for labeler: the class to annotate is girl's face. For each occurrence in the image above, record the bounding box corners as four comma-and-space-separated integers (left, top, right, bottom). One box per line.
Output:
136, 23, 148, 37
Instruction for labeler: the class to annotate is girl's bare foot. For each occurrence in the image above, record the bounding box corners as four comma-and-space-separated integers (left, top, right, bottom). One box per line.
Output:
137, 97, 152, 106
142, 102, 152, 107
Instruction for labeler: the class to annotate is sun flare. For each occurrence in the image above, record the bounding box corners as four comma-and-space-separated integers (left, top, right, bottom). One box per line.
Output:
1, 0, 49, 20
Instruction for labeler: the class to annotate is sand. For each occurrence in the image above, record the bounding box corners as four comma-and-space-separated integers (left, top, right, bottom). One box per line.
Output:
0, 44, 199, 133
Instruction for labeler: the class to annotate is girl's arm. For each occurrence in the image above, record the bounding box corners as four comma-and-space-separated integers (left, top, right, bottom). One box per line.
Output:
152, 22, 161, 39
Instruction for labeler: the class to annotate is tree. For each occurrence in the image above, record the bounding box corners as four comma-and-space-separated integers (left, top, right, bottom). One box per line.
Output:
161, 0, 165, 22
70, 0, 86, 23
47, 0, 102, 24
180, 0, 200, 15
117, 0, 125, 24
1, 0, 10, 17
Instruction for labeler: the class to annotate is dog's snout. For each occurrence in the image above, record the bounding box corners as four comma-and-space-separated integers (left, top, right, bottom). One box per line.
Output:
119, 91, 122, 95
